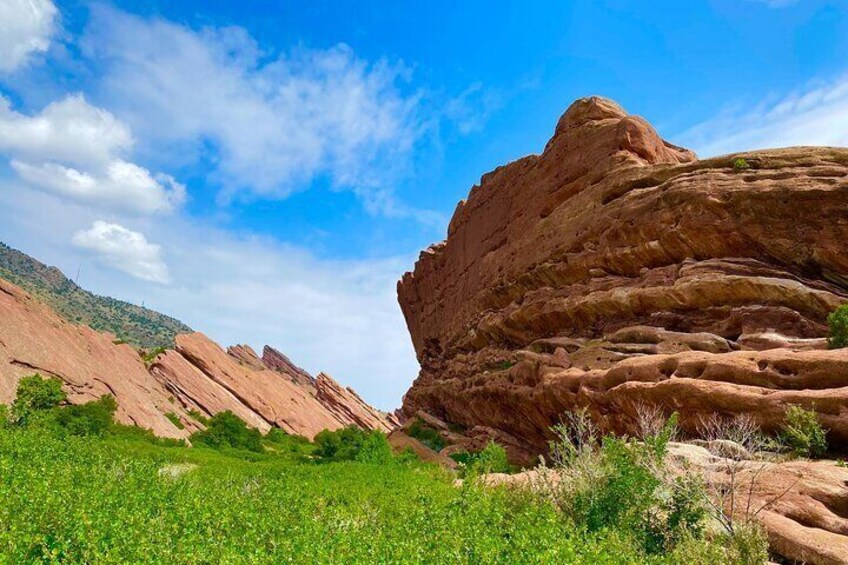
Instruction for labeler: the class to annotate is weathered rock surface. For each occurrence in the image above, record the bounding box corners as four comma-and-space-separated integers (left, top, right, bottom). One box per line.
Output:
0, 278, 191, 439
0, 277, 395, 440
263, 345, 316, 389
667, 443, 848, 565
479, 443, 848, 564
398, 96, 848, 461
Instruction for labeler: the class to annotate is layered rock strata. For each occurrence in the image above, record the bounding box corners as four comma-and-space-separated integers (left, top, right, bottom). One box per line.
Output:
0, 278, 394, 439
398, 96, 848, 460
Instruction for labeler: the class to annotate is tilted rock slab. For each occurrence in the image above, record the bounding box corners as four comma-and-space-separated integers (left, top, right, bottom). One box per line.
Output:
0, 279, 191, 439
0, 278, 395, 439
398, 96, 848, 460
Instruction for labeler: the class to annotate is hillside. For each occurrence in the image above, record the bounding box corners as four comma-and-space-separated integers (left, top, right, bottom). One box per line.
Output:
0, 242, 190, 349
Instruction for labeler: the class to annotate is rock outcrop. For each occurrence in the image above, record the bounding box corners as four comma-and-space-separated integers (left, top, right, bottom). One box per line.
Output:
0, 277, 395, 439
398, 96, 848, 461
479, 443, 848, 564
0, 278, 192, 439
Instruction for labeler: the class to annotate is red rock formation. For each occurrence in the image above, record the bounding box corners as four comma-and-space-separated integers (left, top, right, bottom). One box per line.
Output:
0, 277, 396, 440
398, 96, 848, 460
262, 345, 316, 389
315, 372, 400, 432
0, 279, 192, 439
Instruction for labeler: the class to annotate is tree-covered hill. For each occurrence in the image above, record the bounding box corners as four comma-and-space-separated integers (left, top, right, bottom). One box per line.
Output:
0, 242, 190, 349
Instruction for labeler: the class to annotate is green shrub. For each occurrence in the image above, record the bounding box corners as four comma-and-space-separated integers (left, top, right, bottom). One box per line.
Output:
0, 405, 9, 428
406, 419, 446, 451
164, 412, 184, 430
546, 411, 705, 555
55, 395, 117, 437
467, 441, 510, 475
355, 431, 394, 464
778, 404, 827, 457
11, 374, 66, 425
313, 426, 393, 464
190, 411, 263, 453
827, 304, 848, 349
187, 409, 209, 425
733, 157, 751, 171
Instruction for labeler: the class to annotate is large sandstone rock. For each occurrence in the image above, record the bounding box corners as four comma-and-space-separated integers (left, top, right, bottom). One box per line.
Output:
398, 96, 848, 461
0, 278, 396, 440
0, 279, 191, 439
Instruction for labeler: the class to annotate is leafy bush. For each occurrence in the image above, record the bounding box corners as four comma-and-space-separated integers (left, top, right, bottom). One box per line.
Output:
187, 409, 209, 425
466, 441, 510, 476
355, 430, 394, 464
313, 426, 393, 463
55, 395, 117, 437
778, 404, 827, 457
733, 157, 751, 171
11, 374, 66, 425
827, 304, 848, 349
406, 418, 446, 451
546, 411, 706, 555
190, 411, 263, 453
164, 412, 185, 430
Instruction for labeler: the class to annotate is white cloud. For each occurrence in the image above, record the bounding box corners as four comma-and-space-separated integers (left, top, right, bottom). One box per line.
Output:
1, 188, 417, 409
677, 75, 848, 156
0, 0, 57, 73
82, 8, 422, 213
0, 94, 185, 214
72, 220, 170, 284
12, 159, 185, 214
0, 94, 132, 165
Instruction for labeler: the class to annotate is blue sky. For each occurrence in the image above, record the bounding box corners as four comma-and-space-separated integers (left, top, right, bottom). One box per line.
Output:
1, 0, 847, 409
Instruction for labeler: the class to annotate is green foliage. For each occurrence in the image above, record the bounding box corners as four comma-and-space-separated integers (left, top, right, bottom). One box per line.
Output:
55, 395, 117, 437
189, 411, 263, 453
355, 430, 394, 464
187, 409, 209, 425
164, 412, 184, 430
0, 424, 739, 564
313, 426, 393, 464
466, 441, 511, 476
11, 374, 66, 425
827, 304, 848, 349
142, 346, 168, 365
778, 404, 828, 457
733, 157, 751, 170
406, 418, 446, 451
546, 411, 706, 555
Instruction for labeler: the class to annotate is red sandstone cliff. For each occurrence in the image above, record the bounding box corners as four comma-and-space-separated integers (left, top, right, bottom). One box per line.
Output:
398, 96, 848, 458
0, 277, 394, 439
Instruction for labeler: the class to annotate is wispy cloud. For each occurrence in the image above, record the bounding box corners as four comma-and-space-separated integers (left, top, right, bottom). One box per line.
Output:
0, 0, 57, 73
72, 220, 170, 284
677, 75, 848, 156
82, 7, 428, 220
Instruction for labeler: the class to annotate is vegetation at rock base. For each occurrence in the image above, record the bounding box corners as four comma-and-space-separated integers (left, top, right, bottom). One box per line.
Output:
828, 304, 848, 349
0, 241, 190, 349
0, 377, 764, 564
778, 404, 828, 458
406, 418, 447, 451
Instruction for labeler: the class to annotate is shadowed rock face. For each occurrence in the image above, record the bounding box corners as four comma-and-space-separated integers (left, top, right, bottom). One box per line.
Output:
398, 96, 848, 461
0, 278, 395, 440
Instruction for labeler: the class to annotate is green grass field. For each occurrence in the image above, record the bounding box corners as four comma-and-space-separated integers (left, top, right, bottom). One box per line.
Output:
0, 425, 745, 565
